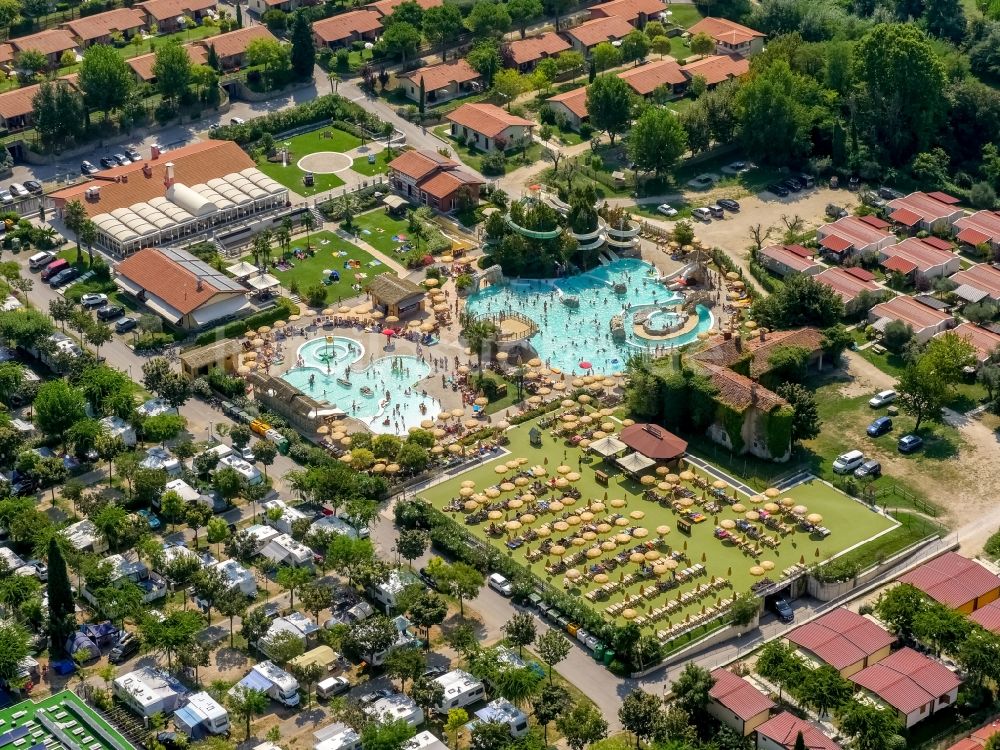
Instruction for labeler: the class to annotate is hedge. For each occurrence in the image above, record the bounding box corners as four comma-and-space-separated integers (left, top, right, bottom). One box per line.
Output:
192, 298, 299, 346
748, 260, 784, 294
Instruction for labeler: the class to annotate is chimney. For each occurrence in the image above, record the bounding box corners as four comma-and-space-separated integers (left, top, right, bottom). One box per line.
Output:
142, 164, 152, 178
196, 276, 203, 292
164, 162, 175, 188
750, 381, 758, 405
151, 145, 160, 160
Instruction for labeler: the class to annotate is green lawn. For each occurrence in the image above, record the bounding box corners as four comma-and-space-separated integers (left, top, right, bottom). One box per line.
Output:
253, 126, 362, 196
420, 414, 896, 633
241, 230, 389, 306
352, 150, 393, 176
351, 209, 450, 260
857, 346, 988, 410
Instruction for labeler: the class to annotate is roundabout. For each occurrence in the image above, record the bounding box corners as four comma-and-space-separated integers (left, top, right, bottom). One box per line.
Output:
296, 151, 355, 174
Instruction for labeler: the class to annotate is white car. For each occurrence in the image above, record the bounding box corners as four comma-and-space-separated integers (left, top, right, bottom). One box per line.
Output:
81, 293, 108, 307
488, 572, 513, 596
868, 389, 896, 408
656, 203, 678, 217
8, 183, 27, 198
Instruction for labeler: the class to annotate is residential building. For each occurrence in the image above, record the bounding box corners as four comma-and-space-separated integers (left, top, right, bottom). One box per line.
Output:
135, 0, 218, 32
63, 8, 146, 47
366, 693, 425, 727
784, 608, 894, 677
887, 191, 965, 233
955, 211, 1000, 250
247, 0, 320, 15
197, 26, 278, 71
950, 264, 1000, 304
680, 54, 749, 87
879, 236, 959, 280
114, 247, 250, 330
706, 668, 774, 736
687, 17, 765, 56
563, 16, 635, 53
945, 718, 1000, 750
755, 712, 841, 750
588, 0, 664, 26
897, 551, 1000, 613
849, 647, 961, 728
398, 60, 482, 105
757, 244, 823, 277
61, 519, 108, 554
0, 75, 78, 132
259, 532, 314, 568
618, 58, 687, 98
387, 149, 483, 213
505, 32, 571, 72
474, 699, 528, 738
446, 102, 534, 152
868, 295, 954, 343
0, 29, 78, 69
312, 10, 383, 48
546, 86, 588, 130
128, 44, 207, 82
49, 140, 288, 256
946, 322, 1000, 366
113, 668, 188, 718
813, 267, 883, 312
816, 214, 895, 262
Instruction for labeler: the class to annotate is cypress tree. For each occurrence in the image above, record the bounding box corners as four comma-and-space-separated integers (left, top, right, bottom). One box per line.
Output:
236, 2, 243, 27
291, 12, 316, 80
47, 537, 75, 655
418, 76, 426, 116
206, 43, 220, 72
794, 731, 806, 750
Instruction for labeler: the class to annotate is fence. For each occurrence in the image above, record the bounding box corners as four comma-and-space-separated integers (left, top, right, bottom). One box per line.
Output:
869, 483, 938, 517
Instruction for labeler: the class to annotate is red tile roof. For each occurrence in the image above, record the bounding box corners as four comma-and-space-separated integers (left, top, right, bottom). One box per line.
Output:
680, 54, 749, 85
756, 712, 841, 750
814, 267, 882, 305
691, 327, 825, 379
128, 44, 206, 80
890, 207, 922, 227
927, 191, 960, 204
312, 9, 383, 43
888, 192, 962, 225
198, 26, 276, 59
135, 0, 217, 22
565, 16, 635, 47
759, 244, 821, 273
688, 17, 764, 46
547, 86, 588, 119
0, 74, 77, 120
786, 608, 895, 671
969, 598, 1000, 633
948, 323, 1000, 363
446, 102, 534, 139
388, 150, 459, 182
819, 215, 894, 251
955, 211, 1000, 245
588, 0, 664, 24
882, 255, 917, 274
618, 58, 686, 95
819, 234, 853, 254
116, 248, 224, 314
858, 214, 891, 230
951, 264, 1000, 300
505, 32, 571, 66
399, 59, 481, 92
368, 0, 441, 15
897, 552, 1000, 609
11, 28, 78, 56
870, 295, 952, 334
388, 149, 482, 201
708, 668, 774, 721
699, 362, 787, 412
957, 227, 991, 246
418, 167, 483, 200
619, 422, 687, 460
64, 8, 146, 41
882, 237, 957, 274
845, 266, 876, 281
850, 647, 961, 715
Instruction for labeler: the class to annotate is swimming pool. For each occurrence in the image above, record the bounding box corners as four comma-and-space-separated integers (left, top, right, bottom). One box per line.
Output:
463, 258, 713, 373
281, 337, 441, 435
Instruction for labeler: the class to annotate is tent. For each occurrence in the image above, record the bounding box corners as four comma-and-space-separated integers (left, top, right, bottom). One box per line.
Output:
616, 451, 656, 476
245, 274, 281, 291
589, 435, 628, 458
66, 631, 100, 661
225, 261, 259, 279
81, 621, 119, 648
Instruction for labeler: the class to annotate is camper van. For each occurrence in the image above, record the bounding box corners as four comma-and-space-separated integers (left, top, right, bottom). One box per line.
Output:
433, 670, 485, 713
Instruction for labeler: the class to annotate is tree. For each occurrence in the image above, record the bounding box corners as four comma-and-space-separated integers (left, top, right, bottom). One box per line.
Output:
0, 0, 19, 30
16, 49, 46, 81
458, 315, 497, 373
619, 689, 661, 749
215, 586, 248, 647
160, 489, 186, 532
535, 683, 571, 744
590, 42, 622, 74
240, 606, 273, 647
154, 40, 193, 102
620, 30, 650, 66
380, 21, 421, 63
671, 663, 714, 717
64, 200, 89, 264
213, 467, 244, 506
445, 708, 469, 749
141, 609, 202, 668
897, 360, 949, 430
493, 69, 526, 110
853, 24, 946, 164
799, 665, 852, 718
750, 273, 844, 330
875, 583, 925, 640
385, 647, 425, 694
774, 383, 820, 443
0, 621, 30, 682
558, 703, 607, 750
397, 529, 428, 569
470, 721, 513, 750
507, 0, 541, 37
431, 560, 483, 617
689, 31, 715, 55
503, 612, 536, 657
536, 629, 570, 683
628, 106, 687, 177
84, 323, 113, 359
275, 565, 313, 609
837, 700, 903, 750
345, 615, 398, 664
587, 75, 632, 145
466, 0, 511, 38
288, 659, 323, 706
411, 676, 445, 721
47, 536, 75, 655
737, 59, 813, 166
407, 591, 447, 643
227, 687, 269, 739
423, 4, 464, 61
467, 41, 503, 87
79, 44, 133, 120
247, 37, 290, 89
254, 440, 277, 478
34, 380, 86, 449
290, 11, 315, 78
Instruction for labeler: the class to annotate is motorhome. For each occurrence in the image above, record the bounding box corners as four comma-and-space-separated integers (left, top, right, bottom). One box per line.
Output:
113, 668, 187, 718
232, 661, 300, 707
433, 670, 485, 712
475, 699, 529, 738
366, 693, 424, 727
173, 692, 230, 738
313, 723, 361, 750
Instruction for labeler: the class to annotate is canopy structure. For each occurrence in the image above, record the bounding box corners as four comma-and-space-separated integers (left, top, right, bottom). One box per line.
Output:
245, 273, 280, 291
383, 194, 409, 209
226, 261, 260, 279
589, 435, 628, 458
619, 422, 688, 460
617, 451, 656, 475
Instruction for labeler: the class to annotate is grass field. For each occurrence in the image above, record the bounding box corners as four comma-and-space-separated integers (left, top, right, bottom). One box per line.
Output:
352, 150, 393, 176
241, 230, 389, 305
434, 125, 544, 175
254, 126, 362, 196
420, 415, 897, 633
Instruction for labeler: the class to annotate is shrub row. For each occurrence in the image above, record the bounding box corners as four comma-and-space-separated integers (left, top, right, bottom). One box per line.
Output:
193, 298, 299, 346
209, 95, 385, 147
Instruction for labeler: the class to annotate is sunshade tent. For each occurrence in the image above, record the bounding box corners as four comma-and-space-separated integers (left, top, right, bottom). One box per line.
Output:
589, 435, 629, 458
616, 451, 656, 475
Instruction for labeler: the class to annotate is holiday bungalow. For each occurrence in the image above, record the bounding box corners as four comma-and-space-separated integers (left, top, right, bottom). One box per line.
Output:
135, 0, 219, 32
849, 647, 961, 728
756, 712, 841, 750
446, 102, 534, 152
687, 17, 765, 57
897, 551, 1000, 613
505, 32, 572, 72
706, 668, 774, 736
951, 264, 1000, 304
868, 295, 954, 343
813, 266, 884, 314
941, 322, 1000, 367
757, 244, 823, 277
367, 274, 426, 319
197, 26, 278, 72
397, 60, 482, 105
312, 9, 383, 48
588, 0, 664, 27
879, 235, 959, 280
887, 191, 964, 233
680, 54, 749, 87
545, 86, 588, 130
815, 214, 895, 262
955, 211, 1000, 250
387, 149, 483, 213
369, 0, 443, 15
563, 16, 635, 54
0, 29, 78, 69
618, 58, 687, 98
63, 8, 146, 47
785, 607, 894, 678
0, 75, 78, 132
128, 44, 207, 82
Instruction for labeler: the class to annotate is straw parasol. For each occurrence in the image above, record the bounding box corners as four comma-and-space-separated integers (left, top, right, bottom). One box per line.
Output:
622, 609, 637, 620
594, 573, 609, 583
615, 517, 629, 527
521, 513, 536, 524
528, 358, 542, 367
499, 482, 516, 492
679, 470, 695, 481
633, 528, 649, 538
720, 519, 736, 529
550, 545, 566, 556
494, 465, 508, 474
665, 559, 678, 570
431, 446, 444, 455
555, 477, 569, 489
781, 497, 796, 508
507, 498, 523, 510
459, 487, 474, 497
374, 464, 387, 474
761, 560, 776, 571
656, 525, 671, 536
640, 475, 656, 486
749, 566, 765, 576
549, 501, 564, 512
591, 502, 606, 512
566, 472, 581, 482
586, 547, 601, 559
750, 494, 766, 504
488, 510, 503, 520
807, 513, 823, 525
629, 552, 645, 564
581, 512, 595, 522
679, 498, 694, 508
485, 487, 500, 499
566, 569, 581, 581
732, 503, 746, 513
645, 550, 661, 561
610, 498, 626, 508
764, 502, 781, 513
792, 505, 808, 515
765, 488, 781, 498
505, 520, 522, 532
237, 365, 251, 375
554, 521, 569, 532
461, 480, 476, 488
601, 541, 617, 551
622, 418, 635, 427
615, 533, 632, 544
532, 467, 547, 477
630, 510, 645, 520
582, 529, 596, 539
597, 523, 612, 534
557, 464, 572, 474
567, 515, 581, 526
665, 473, 679, 483
653, 563, 669, 576
514, 476, 529, 487
578, 394, 592, 404
712, 480, 727, 490
745, 511, 760, 521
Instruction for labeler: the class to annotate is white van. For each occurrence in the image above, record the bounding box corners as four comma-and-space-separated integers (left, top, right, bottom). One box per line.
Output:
832, 450, 864, 474
28, 251, 55, 270
316, 676, 350, 700
692, 207, 712, 221
488, 573, 513, 597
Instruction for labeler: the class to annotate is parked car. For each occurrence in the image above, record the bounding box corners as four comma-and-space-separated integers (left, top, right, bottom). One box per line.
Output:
718, 198, 740, 212
109, 633, 140, 663
868, 389, 896, 408
656, 203, 678, 217
866, 416, 893, 437
707, 204, 724, 218
99, 157, 116, 169
8, 183, 27, 198
137, 509, 161, 529
422, 666, 446, 679
418, 567, 439, 591
240, 445, 255, 462
49, 268, 81, 287
0, 190, 13, 205
113, 154, 130, 166
96, 304, 124, 321
783, 177, 803, 192
691, 207, 712, 221
125, 146, 141, 161
826, 203, 848, 218
898, 434, 924, 454
24, 559, 47, 581
765, 183, 789, 197
854, 459, 882, 479
798, 174, 816, 188
488, 572, 513, 597
80, 161, 98, 175
359, 688, 393, 704
878, 186, 903, 200
260, 602, 281, 621
316, 676, 350, 700
115, 316, 138, 333
769, 597, 794, 623
81, 293, 108, 307
832, 449, 864, 474
23, 180, 42, 195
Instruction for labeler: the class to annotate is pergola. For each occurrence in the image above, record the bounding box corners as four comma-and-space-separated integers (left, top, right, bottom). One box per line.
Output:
589, 435, 628, 459
619, 422, 688, 461
617, 451, 656, 476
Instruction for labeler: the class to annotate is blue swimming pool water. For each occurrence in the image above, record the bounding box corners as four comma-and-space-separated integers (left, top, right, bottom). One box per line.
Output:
464, 258, 713, 373
281, 337, 441, 435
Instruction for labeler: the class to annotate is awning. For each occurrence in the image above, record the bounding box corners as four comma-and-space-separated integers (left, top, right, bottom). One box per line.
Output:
136, 290, 183, 324
957, 227, 991, 246
245, 273, 280, 291
383, 194, 409, 209
616, 451, 656, 474
889, 207, 922, 227
872, 317, 892, 333
226, 261, 260, 278
619, 423, 687, 460
819, 235, 852, 253
882, 255, 917, 274
954, 284, 989, 303
589, 435, 628, 457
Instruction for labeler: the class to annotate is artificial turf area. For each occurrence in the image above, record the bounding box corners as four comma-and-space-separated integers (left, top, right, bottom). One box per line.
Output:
420, 416, 897, 634
241, 230, 390, 305
0, 690, 135, 750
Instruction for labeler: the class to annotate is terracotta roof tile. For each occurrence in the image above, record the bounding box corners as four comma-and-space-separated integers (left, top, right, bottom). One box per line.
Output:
888, 192, 961, 224
953, 321, 1000, 363
506, 32, 572, 66
136, 0, 217, 21
897, 552, 1000, 608
418, 168, 483, 200
756, 712, 841, 750
680, 54, 748, 85
369, 0, 441, 14
64, 8, 146, 41
869, 295, 952, 334
759, 244, 821, 273
691, 327, 825, 379
116, 248, 226, 315
850, 647, 961, 715
565, 16, 634, 47
698, 363, 786, 412
446, 102, 534, 139
814, 267, 881, 304
708, 668, 774, 721
618, 58, 685, 94
951, 264, 1000, 299
388, 150, 458, 182
589, 0, 664, 24
198, 26, 276, 59
882, 237, 957, 274
128, 43, 206, 80
11, 29, 78, 56
882, 255, 917, 274
312, 9, 383, 43
688, 17, 763, 45
786, 608, 895, 670
399, 59, 481, 92
547, 86, 588, 119
955, 211, 1000, 244
0, 74, 77, 121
